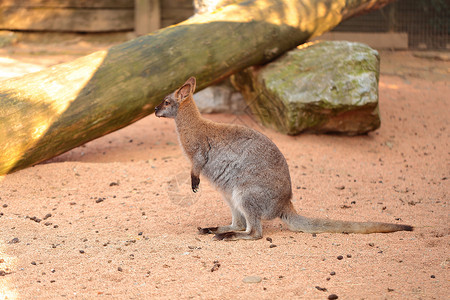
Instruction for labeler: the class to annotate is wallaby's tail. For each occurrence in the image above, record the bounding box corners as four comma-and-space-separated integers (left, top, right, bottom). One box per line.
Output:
281, 203, 413, 234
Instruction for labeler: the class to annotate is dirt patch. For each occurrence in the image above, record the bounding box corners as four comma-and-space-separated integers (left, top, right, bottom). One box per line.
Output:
0, 43, 449, 299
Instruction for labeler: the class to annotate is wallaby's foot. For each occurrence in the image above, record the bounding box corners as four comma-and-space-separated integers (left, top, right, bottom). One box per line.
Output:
213, 231, 262, 241
198, 226, 218, 234
197, 224, 246, 235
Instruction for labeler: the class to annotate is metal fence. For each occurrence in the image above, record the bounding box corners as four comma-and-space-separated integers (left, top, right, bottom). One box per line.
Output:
333, 0, 449, 50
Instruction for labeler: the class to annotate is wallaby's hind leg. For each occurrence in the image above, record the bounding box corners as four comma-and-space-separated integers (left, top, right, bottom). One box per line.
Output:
198, 207, 246, 235
213, 212, 262, 241
213, 194, 263, 241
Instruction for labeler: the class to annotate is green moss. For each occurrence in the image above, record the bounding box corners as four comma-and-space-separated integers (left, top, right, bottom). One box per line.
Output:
233, 41, 381, 135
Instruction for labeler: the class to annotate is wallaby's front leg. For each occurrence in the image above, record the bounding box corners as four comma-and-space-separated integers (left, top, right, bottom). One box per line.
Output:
190, 150, 207, 193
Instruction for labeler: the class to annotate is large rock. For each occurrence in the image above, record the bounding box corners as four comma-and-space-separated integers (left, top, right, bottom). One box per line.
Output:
231, 41, 381, 135
193, 79, 246, 114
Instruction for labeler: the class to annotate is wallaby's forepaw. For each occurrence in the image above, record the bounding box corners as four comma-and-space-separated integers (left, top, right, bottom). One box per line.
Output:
191, 175, 200, 193
198, 226, 218, 235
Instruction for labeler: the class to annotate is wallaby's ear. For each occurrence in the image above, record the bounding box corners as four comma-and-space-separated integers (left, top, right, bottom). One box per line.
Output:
175, 77, 196, 102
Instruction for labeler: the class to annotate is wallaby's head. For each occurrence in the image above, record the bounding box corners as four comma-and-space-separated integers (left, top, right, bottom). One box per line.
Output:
155, 77, 196, 118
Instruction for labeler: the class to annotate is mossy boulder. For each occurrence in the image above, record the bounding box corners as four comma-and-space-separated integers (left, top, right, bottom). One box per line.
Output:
231, 41, 381, 135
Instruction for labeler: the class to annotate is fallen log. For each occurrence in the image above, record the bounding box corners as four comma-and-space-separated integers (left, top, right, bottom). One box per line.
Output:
0, 0, 395, 175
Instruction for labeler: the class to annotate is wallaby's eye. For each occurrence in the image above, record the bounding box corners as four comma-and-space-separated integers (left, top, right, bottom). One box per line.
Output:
164, 100, 170, 105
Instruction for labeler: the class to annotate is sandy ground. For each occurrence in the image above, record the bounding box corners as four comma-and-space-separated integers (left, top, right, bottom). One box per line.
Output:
0, 42, 449, 299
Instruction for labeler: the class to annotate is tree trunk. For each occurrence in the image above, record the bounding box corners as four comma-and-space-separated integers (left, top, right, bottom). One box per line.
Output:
0, 0, 395, 175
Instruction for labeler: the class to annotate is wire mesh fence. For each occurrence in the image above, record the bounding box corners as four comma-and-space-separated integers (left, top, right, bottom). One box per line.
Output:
333, 0, 449, 50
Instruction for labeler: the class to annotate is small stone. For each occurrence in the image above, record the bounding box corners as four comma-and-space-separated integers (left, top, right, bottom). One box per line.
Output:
2, 204, 7, 208
31, 261, 37, 265
95, 198, 104, 203
346, 254, 352, 258
431, 275, 435, 279
330, 271, 336, 276
211, 262, 221, 272
269, 244, 277, 248
8, 237, 20, 244
337, 255, 343, 260
266, 237, 273, 243
328, 294, 339, 300
79, 250, 85, 254
43, 213, 52, 220
315, 286, 327, 292
335, 186, 345, 190
243, 276, 262, 283
118, 267, 123, 272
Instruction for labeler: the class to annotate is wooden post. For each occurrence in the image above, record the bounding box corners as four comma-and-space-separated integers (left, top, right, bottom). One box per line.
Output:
135, 0, 161, 35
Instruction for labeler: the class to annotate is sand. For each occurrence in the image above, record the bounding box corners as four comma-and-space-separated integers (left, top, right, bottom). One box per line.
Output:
0, 43, 449, 299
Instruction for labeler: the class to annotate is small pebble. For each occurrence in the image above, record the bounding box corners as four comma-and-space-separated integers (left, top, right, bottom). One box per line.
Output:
211, 262, 220, 272
330, 271, 336, 276
266, 237, 273, 243
269, 244, 277, 248
328, 294, 339, 300
118, 267, 123, 272
8, 238, 20, 244
346, 254, 352, 258
315, 286, 327, 292
431, 275, 435, 278
31, 261, 37, 265
79, 250, 85, 254
2, 204, 8, 208
243, 276, 262, 283
337, 255, 343, 260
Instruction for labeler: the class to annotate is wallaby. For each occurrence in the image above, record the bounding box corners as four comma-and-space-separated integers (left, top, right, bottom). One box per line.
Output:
155, 77, 413, 241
